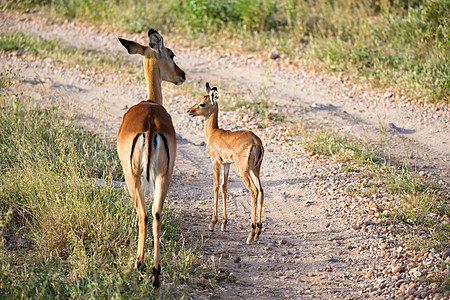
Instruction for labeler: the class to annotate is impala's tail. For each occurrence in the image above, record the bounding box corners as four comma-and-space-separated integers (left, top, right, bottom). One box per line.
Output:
250, 144, 264, 170
129, 131, 171, 194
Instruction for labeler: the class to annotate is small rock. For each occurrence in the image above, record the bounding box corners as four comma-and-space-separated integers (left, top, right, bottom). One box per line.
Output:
409, 267, 422, 277
392, 265, 404, 274
233, 256, 241, 263
383, 92, 393, 99
269, 50, 280, 60
189, 293, 197, 300
306, 150, 316, 157
388, 123, 399, 131
277, 239, 288, 245
17, 238, 27, 247
326, 256, 338, 262
382, 268, 391, 275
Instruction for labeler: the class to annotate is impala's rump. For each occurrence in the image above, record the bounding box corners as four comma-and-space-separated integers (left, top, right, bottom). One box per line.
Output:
119, 101, 174, 192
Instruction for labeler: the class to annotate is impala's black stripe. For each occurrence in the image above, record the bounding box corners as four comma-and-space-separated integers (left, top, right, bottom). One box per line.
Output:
160, 134, 170, 170
130, 133, 142, 169
256, 146, 263, 166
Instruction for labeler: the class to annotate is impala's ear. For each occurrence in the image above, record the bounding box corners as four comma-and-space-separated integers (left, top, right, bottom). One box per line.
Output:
148, 28, 163, 52
205, 82, 211, 94
209, 87, 219, 104
118, 38, 146, 56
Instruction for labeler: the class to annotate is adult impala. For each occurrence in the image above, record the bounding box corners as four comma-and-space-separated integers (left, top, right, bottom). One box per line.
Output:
187, 83, 264, 244
117, 29, 185, 288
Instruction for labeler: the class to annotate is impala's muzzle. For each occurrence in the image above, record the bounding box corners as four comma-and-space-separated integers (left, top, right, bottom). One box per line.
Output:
176, 68, 186, 86
186, 109, 196, 117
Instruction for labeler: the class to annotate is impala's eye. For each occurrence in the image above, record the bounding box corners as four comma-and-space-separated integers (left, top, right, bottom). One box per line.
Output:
199, 102, 206, 108
168, 50, 175, 60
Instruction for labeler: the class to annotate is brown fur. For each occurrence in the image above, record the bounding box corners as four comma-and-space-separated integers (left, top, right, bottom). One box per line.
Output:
187, 83, 264, 244
117, 29, 185, 288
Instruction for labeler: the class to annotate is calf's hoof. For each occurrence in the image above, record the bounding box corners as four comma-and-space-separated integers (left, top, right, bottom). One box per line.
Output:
209, 220, 217, 231
246, 231, 255, 244
221, 220, 227, 231
255, 222, 263, 240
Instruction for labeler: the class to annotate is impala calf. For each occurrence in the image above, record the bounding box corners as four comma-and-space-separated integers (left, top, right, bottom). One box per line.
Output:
117, 29, 185, 288
187, 83, 264, 244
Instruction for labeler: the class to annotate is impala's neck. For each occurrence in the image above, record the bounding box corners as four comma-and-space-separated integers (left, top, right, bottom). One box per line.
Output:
143, 57, 163, 104
204, 105, 219, 143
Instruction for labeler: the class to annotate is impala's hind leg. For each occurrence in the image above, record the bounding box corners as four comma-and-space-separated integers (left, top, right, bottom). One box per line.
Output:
221, 163, 231, 231
151, 175, 170, 288
250, 165, 264, 240
237, 166, 258, 244
124, 172, 148, 270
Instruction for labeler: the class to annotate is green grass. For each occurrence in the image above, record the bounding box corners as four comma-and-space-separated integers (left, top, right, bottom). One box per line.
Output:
0, 31, 139, 77
0, 69, 224, 298
303, 130, 449, 252
2, 0, 448, 102
221, 95, 286, 122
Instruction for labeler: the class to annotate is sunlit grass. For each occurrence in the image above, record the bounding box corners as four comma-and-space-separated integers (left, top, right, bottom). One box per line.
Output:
0, 31, 139, 76
303, 130, 449, 253
3, 0, 448, 102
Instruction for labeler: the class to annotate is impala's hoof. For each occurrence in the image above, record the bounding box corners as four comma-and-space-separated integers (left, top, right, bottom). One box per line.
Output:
246, 232, 255, 244
135, 260, 146, 272
221, 220, 227, 232
209, 220, 217, 231
255, 222, 263, 239
152, 265, 161, 288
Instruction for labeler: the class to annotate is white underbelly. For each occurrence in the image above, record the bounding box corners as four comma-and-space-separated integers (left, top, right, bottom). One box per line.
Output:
223, 159, 234, 164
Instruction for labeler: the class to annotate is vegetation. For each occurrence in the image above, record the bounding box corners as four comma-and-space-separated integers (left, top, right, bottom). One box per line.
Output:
2, 0, 448, 102
0, 31, 139, 77
222, 96, 286, 122
0, 2, 447, 290
303, 130, 449, 252
0, 70, 224, 298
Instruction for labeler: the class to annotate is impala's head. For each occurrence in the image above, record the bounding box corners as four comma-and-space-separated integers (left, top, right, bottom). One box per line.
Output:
187, 82, 219, 118
118, 29, 186, 85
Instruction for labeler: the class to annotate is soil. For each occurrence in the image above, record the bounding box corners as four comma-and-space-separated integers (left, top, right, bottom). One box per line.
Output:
1, 10, 448, 299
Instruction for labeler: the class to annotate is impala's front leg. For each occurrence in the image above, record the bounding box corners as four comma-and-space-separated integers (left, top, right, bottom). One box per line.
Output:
209, 162, 220, 231
221, 163, 231, 231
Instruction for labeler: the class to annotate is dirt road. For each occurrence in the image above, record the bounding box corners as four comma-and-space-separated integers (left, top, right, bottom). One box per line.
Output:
1, 10, 448, 299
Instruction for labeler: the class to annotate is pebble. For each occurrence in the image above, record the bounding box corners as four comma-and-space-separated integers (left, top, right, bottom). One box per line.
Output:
392, 265, 404, 274
269, 50, 280, 60
189, 293, 197, 300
